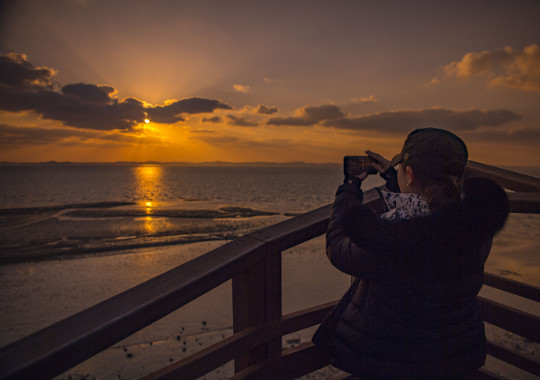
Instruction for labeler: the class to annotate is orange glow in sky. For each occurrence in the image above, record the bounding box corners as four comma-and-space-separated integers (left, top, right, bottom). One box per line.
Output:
0, 1, 539, 166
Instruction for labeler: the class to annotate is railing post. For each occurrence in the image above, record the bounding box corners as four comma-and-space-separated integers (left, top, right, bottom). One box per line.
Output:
232, 247, 282, 377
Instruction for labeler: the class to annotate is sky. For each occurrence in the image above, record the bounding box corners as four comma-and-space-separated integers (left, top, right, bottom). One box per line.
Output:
0, 0, 539, 165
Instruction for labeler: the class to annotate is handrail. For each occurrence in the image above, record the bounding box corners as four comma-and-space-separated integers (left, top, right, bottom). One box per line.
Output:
484, 272, 540, 302
466, 161, 540, 192
0, 162, 539, 380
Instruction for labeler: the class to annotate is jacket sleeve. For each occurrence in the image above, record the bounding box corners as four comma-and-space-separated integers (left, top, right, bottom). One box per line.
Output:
326, 183, 397, 279
380, 167, 399, 193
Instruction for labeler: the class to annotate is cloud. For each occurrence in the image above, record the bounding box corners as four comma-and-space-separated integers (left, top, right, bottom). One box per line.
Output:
0, 52, 56, 89
351, 95, 378, 103
256, 105, 278, 115
233, 84, 250, 93
0, 52, 231, 130
267, 116, 313, 127
193, 132, 297, 149
322, 107, 521, 132
61, 83, 116, 104
424, 77, 441, 86
196, 134, 240, 145
436, 44, 540, 92
303, 104, 346, 121
462, 126, 540, 143
201, 116, 222, 123
226, 115, 259, 127
267, 104, 345, 126
0, 124, 84, 145
0, 123, 160, 146
146, 98, 231, 124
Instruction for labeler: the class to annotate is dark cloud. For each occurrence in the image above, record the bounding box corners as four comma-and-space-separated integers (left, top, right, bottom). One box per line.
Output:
303, 105, 345, 120
268, 104, 345, 126
0, 123, 162, 146
0, 52, 231, 131
266, 115, 313, 126
0, 124, 85, 145
61, 83, 116, 104
147, 98, 231, 124
0, 85, 144, 131
268, 104, 520, 133
226, 115, 259, 127
256, 105, 278, 115
322, 108, 521, 132
201, 116, 222, 123
39, 94, 145, 131
461, 127, 540, 143
0, 52, 55, 89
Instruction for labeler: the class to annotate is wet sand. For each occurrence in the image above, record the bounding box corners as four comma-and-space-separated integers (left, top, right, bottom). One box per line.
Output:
0, 203, 285, 264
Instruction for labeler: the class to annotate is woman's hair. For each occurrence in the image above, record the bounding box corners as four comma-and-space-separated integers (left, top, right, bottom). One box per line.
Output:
415, 172, 463, 210
408, 161, 465, 210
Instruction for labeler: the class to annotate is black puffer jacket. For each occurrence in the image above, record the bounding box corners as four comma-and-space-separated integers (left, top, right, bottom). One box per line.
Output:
320, 175, 509, 379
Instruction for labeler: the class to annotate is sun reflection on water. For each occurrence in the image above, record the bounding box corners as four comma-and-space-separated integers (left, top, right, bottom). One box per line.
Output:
143, 216, 156, 234
134, 166, 164, 237
134, 166, 163, 205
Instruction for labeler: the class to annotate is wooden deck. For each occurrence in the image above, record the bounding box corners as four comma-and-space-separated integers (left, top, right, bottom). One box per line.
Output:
0, 161, 539, 380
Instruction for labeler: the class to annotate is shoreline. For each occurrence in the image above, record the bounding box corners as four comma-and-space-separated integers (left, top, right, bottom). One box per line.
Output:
0, 202, 289, 265
0, 235, 233, 265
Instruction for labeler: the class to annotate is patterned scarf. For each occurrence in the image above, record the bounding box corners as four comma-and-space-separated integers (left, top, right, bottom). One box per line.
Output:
378, 190, 431, 220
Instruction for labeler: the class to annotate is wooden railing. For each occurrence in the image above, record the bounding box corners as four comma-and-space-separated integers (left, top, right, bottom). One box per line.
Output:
0, 161, 539, 380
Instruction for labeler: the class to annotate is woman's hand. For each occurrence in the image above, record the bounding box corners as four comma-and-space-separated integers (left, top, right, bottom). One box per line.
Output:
366, 150, 391, 173
345, 171, 368, 186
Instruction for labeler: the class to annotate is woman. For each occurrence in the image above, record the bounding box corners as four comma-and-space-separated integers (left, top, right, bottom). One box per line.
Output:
313, 128, 509, 379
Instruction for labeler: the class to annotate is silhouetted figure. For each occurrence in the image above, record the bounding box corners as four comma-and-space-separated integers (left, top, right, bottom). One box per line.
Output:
313, 128, 509, 379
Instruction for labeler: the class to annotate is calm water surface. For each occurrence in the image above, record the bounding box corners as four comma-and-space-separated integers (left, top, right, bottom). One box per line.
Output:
0, 164, 349, 211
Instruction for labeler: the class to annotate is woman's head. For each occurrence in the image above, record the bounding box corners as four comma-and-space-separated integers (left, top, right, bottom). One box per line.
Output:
392, 128, 468, 209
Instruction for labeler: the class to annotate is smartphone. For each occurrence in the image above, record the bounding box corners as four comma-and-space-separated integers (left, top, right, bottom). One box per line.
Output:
344, 156, 377, 178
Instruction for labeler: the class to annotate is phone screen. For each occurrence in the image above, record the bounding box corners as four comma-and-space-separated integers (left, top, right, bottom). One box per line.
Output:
344, 156, 377, 177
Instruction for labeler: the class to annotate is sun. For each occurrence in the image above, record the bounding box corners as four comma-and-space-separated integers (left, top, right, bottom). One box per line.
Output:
144, 119, 150, 124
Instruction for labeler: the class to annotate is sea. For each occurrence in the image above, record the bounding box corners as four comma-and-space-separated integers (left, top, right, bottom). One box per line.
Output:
0, 163, 538, 380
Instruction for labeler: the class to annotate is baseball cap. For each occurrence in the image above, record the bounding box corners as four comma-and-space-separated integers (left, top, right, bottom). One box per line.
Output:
390, 128, 468, 179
